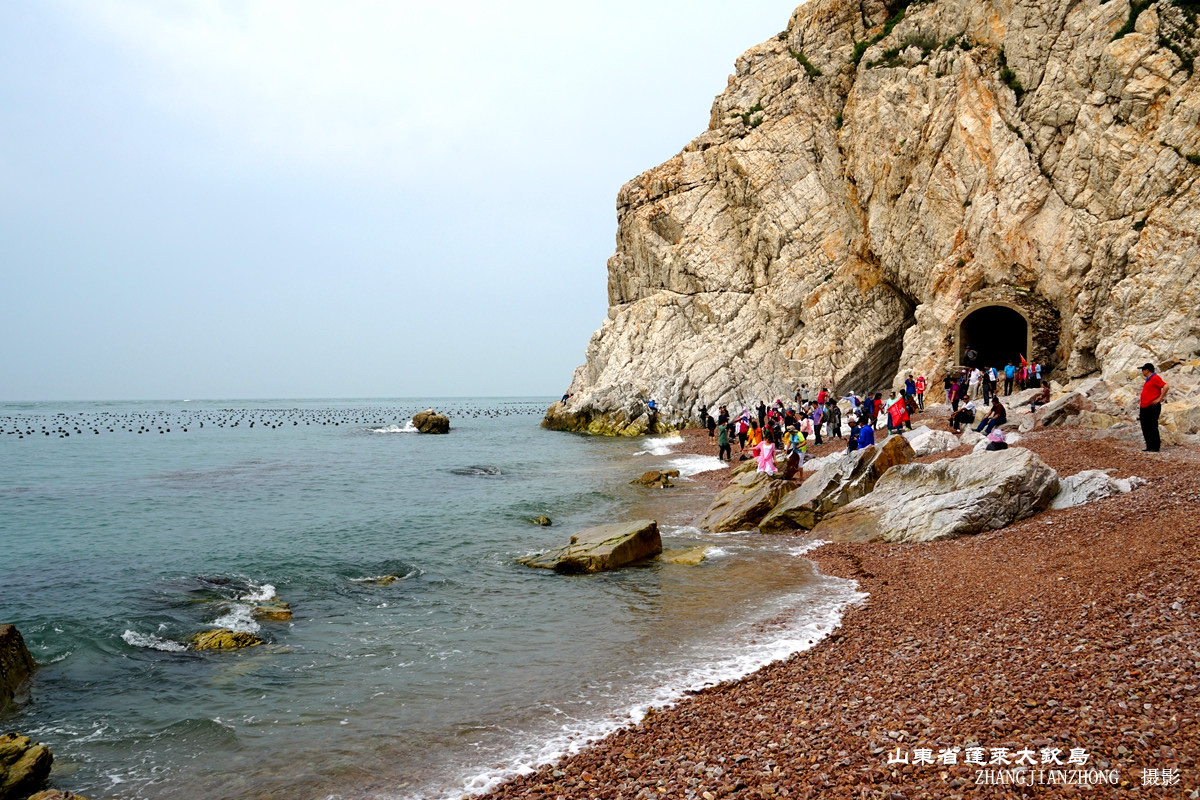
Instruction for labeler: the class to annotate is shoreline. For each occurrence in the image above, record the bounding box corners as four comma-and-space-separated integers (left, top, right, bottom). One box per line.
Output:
481, 411, 1199, 798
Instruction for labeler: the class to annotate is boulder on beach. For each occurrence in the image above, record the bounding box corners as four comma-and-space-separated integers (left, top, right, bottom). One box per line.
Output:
191, 629, 266, 651
1051, 469, 1147, 510
811, 447, 1060, 543
0, 625, 35, 712
759, 434, 914, 534
0, 732, 53, 800
694, 470, 797, 533
903, 426, 960, 457
518, 520, 662, 574
1036, 391, 1094, 426
412, 409, 450, 434
656, 546, 709, 566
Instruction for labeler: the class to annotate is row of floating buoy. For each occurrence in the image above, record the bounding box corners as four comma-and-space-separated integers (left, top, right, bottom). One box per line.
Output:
0, 403, 548, 438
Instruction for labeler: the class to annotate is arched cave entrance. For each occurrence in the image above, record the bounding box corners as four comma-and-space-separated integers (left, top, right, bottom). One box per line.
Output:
957, 305, 1031, 368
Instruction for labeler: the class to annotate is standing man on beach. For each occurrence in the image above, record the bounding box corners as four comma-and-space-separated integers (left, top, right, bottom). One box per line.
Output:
1138, 363, 1168, 452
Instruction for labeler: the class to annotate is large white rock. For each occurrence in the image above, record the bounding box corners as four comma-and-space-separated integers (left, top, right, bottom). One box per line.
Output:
904, 426, 961, 457
811, 447, 1060, 543
1050, 470, 1147, 510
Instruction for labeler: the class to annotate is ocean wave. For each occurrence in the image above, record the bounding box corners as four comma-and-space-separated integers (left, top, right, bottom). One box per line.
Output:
373, 421, 418, 433
665, 454, 726, 477
634, 434, 684, 456
449, 465, 504, 477
242, 582, 277, 603
212, 604, 261, 634
703, 546, 731, 559
445, 575, 867, 799
122, 630, 188, 653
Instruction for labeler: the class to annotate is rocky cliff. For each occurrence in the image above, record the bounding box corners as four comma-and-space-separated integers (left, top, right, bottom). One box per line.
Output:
545, 0, 1200, 435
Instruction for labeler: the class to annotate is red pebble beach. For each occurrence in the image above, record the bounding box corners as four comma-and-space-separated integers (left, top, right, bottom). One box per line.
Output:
481, 416, 1199, 799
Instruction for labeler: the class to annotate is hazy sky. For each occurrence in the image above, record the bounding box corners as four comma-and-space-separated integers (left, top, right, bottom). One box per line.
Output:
1, 1, 799, 400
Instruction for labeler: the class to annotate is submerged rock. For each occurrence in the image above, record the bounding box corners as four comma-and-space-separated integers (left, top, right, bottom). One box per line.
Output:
191, 629, 266, 650
694, 470, 797, 533
518, 520, 662, 574
812, 448, 1060, 543
0, 732, 53, 800
759, 435, 914, 534
412, 409, 450, 434
252, 602, 293, 621
1051, 470, 1147, 510
0, 625, 35, 712
656, 546, 709, 566
529, 515, 552, 526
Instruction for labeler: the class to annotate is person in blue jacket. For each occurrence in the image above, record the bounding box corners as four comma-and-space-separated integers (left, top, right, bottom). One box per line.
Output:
857, 419, 875, 449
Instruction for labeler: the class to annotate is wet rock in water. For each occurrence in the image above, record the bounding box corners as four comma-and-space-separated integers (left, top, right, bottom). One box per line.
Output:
518, 520, 662, 574
695, 470, 797, 533
656, 546, 709, 565
812, 447, 1060, 543
631, 469, 680, 486
1051, 469, 1147, 510
759, 435, 914, 534
0, 732, 53, 799
252, 602, 293, 621
364, 575, 400, 586
191, 629, 266, 650
0, 625, 35, 712
28, 791, 92, 800
412, 409, 450, 434
530, 515, 552, 526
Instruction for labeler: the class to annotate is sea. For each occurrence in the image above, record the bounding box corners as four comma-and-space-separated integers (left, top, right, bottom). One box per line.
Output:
0, 398, 864, 800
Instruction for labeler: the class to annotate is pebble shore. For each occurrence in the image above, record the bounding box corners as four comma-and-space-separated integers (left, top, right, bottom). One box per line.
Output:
482, 411, 1199, 798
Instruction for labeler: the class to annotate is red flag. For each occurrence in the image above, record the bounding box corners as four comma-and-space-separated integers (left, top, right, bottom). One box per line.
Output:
1019, 354, 1028, 368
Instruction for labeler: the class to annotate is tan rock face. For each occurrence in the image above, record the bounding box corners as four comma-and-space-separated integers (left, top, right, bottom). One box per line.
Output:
547, 0, 1200, 432
759, 433, 915, 534
0, 733, 53, 799
695, 470, 798, 533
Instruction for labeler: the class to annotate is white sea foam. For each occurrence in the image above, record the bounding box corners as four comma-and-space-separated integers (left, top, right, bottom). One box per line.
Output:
373, 421, 418, 434
703, 546, 731, 559
439, 574, 868, 800
242, 583, 277, 603
122, 630, 188, 653
634, 434, 684, 456
787, 539, 828, 557
213, 604, 261, 634
665, 453, 726, 476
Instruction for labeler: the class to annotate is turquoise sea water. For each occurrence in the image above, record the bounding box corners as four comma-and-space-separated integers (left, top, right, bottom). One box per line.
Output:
0, 398, 861, 800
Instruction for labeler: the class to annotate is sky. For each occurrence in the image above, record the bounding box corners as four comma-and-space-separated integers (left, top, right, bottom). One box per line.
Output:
0, 1, 800, 401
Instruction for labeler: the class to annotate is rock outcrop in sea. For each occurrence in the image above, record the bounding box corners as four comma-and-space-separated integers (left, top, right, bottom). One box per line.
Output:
0, 625, 34, 712
546, 0, 1200, 434
518, 520, 663, 573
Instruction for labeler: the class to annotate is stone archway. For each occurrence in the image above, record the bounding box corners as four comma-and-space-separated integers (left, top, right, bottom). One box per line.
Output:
956, 303, 1032, 369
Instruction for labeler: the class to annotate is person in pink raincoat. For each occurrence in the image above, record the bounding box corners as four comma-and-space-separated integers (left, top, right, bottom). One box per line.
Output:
753, 431, 778, 475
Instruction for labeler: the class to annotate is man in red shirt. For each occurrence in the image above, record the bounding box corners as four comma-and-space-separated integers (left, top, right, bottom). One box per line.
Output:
1138, 362, 1169, 452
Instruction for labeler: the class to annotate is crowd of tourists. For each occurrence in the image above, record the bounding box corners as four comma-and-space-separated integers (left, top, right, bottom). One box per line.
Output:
694, 353, 1068, 479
